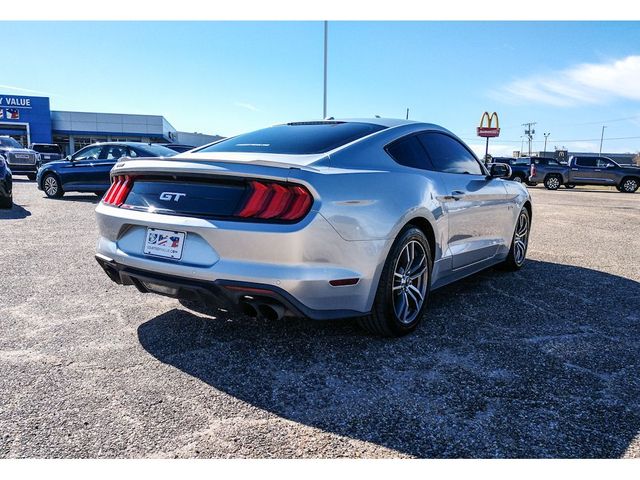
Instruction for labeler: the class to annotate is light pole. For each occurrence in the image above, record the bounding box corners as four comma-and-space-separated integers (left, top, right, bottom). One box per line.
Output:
543, 132, 550, 157
599, 125, 607, 156
323, 21, 328, 119
520, 136, 524, 156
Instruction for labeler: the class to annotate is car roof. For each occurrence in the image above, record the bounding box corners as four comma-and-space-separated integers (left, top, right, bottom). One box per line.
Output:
155, 143, 194, 147
279, 118, 419, 129
82, 141, 160, 147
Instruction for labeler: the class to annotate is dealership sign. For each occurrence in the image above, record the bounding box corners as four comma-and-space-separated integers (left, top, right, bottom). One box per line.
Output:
0, 96, 34, 122
477, 111, 500, 138
0, 96, 32, 108
0, 93, 52, 143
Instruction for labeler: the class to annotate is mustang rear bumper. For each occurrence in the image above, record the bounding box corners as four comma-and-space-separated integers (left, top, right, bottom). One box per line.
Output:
95, 253, 367, 320
95, 202, 391, 315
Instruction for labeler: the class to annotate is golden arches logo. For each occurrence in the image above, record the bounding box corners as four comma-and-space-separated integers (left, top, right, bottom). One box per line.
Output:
479, 111, 499, 129
477, 111, 500, 138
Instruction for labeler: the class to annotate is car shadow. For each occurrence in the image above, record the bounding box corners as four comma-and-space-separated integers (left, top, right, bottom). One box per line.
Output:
0, 202, 31, 219
48, 194, 102, 204
137, 260, 640, 458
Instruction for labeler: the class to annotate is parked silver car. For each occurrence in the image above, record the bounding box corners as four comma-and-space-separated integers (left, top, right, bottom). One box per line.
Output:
95, 119, 531, 336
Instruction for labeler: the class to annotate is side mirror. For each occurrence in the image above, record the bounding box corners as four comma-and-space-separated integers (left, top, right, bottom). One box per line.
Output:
65, 155, 72, 161
488, 162, 512, 179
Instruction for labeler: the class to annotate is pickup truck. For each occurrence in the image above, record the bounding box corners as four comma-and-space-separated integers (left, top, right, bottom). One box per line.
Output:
492, 157, 538, 186
530, 155, 640, 193
31, 143, 64, 166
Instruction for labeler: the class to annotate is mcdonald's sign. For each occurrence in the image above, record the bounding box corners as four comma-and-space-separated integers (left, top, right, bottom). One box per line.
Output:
477, 111, 500, 138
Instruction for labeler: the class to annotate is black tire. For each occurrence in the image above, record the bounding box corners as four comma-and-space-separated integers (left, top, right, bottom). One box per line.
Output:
0, 195, 12, 209
501, 207, 531, 271
544, 174, 562, 190
512, 175, 524, 184
26, 173, 36, 181
564, 184, 575, 189
619, 177, 639, 193
42, 173, 64, 198
358, 226, 432, 337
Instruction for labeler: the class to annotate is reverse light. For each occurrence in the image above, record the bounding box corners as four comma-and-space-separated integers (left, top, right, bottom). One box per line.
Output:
236, 181, 312, 221
103, 175, 134, 206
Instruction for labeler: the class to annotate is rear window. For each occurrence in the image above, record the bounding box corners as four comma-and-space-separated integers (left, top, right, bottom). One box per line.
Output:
32, 144, 62, 154
197, 122, 387, 155
135, 145, 178, 157
575, 157, 597, 167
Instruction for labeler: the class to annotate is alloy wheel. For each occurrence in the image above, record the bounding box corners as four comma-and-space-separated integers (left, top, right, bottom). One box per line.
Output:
547, 177, 560, 189
44, 176, 58, 196
513, 210, 530, 265
392, 240, 429, 324
623, 179, 638, 192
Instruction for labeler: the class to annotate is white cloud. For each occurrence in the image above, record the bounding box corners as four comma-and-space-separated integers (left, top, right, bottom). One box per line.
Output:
0, 84, 56, 96
234, 102, 260, 112
494, 55, 640, 106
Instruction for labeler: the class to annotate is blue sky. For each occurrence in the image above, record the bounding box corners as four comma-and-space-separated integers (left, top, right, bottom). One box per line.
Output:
2, 21, 640, 155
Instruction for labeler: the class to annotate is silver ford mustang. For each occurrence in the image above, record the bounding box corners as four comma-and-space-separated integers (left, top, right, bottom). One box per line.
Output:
95, 118, 531, 336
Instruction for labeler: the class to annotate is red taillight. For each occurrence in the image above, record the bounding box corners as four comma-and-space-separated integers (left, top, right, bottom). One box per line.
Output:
236, 181, 272, 217
236, 181, 312, 221
103, 175, 134, 207
280, 186, 312, 220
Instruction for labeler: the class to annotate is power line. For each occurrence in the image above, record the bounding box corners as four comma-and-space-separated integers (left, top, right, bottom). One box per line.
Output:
461, 135, 640, 144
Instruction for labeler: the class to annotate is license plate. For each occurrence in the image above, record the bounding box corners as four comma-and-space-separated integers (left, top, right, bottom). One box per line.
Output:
143, 228, 186, 260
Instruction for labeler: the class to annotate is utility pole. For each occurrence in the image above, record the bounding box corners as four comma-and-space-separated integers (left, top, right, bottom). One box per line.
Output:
522, 122, 537, 156
520, 136, 524, 156
405, 108, 409, 120
599, 125, 607, 155
543, 132, 550, 157
323, 21, 328, 119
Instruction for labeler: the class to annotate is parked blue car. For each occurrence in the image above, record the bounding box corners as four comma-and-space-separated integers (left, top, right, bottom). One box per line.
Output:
0, 154, 12, 209
36, 142, 177, 198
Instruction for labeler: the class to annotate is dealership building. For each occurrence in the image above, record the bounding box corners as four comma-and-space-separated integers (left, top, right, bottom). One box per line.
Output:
0, 93, 223, 154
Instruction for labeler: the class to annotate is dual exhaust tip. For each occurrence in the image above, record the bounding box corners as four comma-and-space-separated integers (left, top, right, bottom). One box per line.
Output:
239, 299, 285, 321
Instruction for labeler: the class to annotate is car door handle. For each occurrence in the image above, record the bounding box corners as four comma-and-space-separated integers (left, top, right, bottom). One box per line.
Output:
448, 190, 466, 201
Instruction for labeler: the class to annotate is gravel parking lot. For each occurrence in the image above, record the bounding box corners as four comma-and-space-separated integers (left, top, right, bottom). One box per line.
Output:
1, 180, 639, 458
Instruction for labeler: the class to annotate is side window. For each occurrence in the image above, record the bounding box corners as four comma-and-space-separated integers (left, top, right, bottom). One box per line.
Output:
385, 135, 431, 170
596, 158, 613, 168
72, 145, 103, 161
102, 145, 127, 160
418, 132, 484, 175
576, 157, 597, 167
